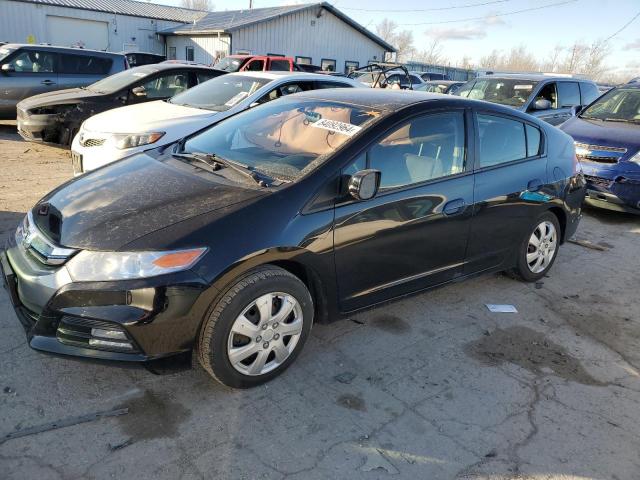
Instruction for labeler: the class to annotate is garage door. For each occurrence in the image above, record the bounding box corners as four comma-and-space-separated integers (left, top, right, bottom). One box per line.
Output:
46, 16, 109, 51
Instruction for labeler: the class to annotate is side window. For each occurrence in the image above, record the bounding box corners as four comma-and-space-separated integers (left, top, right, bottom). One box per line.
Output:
477, 114, 527, 167
369, 111, 466, 189
60, 54, 112, 74
410, 75, 423, 86
316, 81, 352, 89
141, 72, 189, 99
196, 71, 217, 84
579, 82, 600, 105
245, 60, 264, 71
6, 49, 56, 73
525, 124, 542, 157
270, 59, 290, 71
535, 83, 558, 109
257, 81, 313, 104
557, 82, 581, 108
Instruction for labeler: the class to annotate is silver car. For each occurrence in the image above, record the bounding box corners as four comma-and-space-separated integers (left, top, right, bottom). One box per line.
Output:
0, 44, 127, 119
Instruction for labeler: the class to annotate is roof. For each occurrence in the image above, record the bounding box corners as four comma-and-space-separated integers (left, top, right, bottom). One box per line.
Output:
476, 73, 595, 83
159, 2, 396, 52
222, 70, 364, 85
2, 43, 125, 56
11, 0, 206, 23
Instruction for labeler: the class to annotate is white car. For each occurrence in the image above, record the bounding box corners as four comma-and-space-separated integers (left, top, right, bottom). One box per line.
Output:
71, 72, 363, 174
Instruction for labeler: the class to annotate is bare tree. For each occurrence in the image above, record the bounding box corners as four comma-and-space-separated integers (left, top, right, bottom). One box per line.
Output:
542, 44, 564, 72
415, 39, 444, 65
181, 0, 214, 11
375, 19, 415, 63
582, 39, 610, 78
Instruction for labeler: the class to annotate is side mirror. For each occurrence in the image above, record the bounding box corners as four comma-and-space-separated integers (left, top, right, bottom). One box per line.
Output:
1, 64, 14, 73
131, 86, 146, 97
533, 98, 552, 111
348, 169, 381, 201
570, 105, 583, 116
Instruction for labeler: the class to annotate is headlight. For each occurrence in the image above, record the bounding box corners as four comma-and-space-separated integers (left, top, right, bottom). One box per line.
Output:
65, 247, 207, 281
113, 132, 165, 150
629, 151, 640, 165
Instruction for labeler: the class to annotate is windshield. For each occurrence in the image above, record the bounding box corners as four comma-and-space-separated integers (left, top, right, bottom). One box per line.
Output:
213, 57, 243, 72
181, 98, 383, 181
580, 88, 640, 122
87, 65, 160, 93
0, 46, 16, 63
457, 78, 538, 107
169, 75, 270, 111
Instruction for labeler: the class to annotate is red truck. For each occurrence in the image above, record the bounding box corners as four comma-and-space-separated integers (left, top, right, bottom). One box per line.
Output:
213, 55, 297, 72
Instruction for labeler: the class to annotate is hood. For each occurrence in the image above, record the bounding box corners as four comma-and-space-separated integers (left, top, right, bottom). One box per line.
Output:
18, 88, 102, 109
560, 116, 640, 153
32, 153, 266, 251
82, 100, 217, 134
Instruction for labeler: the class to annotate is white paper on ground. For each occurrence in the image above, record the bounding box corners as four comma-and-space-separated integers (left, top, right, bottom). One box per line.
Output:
485, 304, 518, 313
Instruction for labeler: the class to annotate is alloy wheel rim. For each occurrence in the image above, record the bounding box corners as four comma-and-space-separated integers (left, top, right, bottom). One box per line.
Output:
227, 292, 303, 376
526, 220, 557, 274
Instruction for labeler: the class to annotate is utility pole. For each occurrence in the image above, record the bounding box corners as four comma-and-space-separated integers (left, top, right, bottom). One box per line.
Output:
249, 0, 253, 8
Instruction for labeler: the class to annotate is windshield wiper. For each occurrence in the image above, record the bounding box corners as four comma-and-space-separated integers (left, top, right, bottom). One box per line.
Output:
603, 118, 639, 124
173, 151, 274, 187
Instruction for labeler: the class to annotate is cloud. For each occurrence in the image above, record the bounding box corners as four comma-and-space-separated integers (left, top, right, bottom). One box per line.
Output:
624, 39, 640, 50
425, 26, 487, 41
479, 13, 506, 26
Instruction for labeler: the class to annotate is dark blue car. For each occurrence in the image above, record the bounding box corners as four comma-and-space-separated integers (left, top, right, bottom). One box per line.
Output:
560, 83, 640, 214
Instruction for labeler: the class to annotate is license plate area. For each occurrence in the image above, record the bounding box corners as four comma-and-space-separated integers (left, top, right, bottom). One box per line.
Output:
71, 151, 83, 174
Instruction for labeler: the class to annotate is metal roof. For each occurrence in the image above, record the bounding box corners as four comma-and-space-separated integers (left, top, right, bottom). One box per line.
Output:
159, 2, 396, 52
11, 0, 207, 23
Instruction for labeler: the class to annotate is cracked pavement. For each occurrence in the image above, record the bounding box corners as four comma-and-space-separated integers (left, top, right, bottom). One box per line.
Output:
1, 122, 640, 479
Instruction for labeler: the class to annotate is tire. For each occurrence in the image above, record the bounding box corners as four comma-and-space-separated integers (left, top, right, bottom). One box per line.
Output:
197, 266, 314, 388
511, 211, 561, 282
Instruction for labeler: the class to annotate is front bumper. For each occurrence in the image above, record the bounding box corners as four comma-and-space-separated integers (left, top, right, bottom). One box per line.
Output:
583, 175, 640, 214
16, 108, 60, 144
1, 238, 212, 362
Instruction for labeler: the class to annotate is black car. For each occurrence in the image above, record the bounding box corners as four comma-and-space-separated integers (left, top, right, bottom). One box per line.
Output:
16, 63, 224, 147
1, 89, 585, 388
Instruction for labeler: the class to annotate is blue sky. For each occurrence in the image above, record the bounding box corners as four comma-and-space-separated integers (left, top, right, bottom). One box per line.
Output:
158, 0, 640, 77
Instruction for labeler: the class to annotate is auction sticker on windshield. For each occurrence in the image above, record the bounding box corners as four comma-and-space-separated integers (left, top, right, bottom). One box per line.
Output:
310, 118, 362, 136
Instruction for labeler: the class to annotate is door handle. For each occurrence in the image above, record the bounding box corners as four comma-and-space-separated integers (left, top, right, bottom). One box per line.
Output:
527, 179, 543, 192
41, 80, 55, 86
443, 198, 466, 216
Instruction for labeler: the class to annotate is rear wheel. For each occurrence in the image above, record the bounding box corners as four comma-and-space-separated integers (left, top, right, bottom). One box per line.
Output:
197, 266, 313, 388
511, 212, 560, 282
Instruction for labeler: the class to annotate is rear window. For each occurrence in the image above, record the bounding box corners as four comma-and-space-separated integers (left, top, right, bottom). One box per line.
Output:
59, 54, 112, 74
270, 59, 290, 71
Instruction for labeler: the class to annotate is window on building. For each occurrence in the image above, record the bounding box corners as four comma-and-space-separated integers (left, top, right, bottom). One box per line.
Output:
321, 58, 336, 72
296, 56, 312, 65
168, 47, 176, 60
344, 60, 359, 74
185, 46, 194, 62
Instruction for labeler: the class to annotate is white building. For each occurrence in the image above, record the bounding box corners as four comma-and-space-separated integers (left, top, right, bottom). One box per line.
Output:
0, 0, 395, 73
160, 3, 395, 73
0, 0, 206, 54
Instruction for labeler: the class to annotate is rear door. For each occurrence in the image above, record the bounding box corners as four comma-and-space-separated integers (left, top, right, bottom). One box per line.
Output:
465, 111, 547, 274
0, 48, 58, 116
334, 108, 474, 311
57, 53, 113, 90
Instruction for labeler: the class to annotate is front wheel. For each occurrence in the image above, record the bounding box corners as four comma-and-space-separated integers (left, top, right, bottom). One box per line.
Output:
511, 212, 561, 282
197, 266, 313, 388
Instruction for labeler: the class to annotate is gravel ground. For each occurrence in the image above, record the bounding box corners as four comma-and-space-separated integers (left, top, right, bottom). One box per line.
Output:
1, 122, 640, 480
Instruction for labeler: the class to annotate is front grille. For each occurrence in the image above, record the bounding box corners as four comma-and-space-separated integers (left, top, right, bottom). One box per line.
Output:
80, 138, 105, 147
584, 175, 611, 189
575, 142, 627, 164
56, 316, 138, 353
